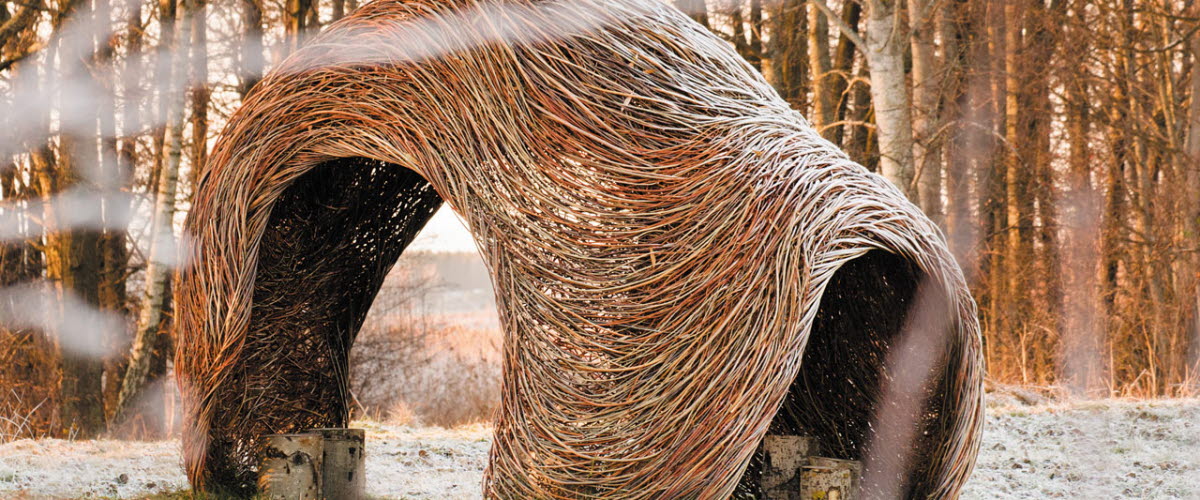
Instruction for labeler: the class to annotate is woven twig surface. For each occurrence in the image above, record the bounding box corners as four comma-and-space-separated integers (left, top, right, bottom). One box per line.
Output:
175, 0, 983, 497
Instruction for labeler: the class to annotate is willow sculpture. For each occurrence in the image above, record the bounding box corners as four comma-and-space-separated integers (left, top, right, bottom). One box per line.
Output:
175, 0, 984, 497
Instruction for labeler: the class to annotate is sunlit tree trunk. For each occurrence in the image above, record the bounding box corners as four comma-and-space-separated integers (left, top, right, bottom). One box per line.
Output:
808, 2, 834, 139
38, 0, 106, 437
1185, 4, 1200, 388
864, 0, 914, 197
980, 0, 1007, 375
283, 0, 318, 58
1100, 1, 1135, 394
1027, 0, 1066, 383
1002, 0, 1034, 374
909, 0, 941, 222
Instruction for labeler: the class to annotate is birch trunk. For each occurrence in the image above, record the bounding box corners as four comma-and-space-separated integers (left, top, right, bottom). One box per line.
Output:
114, 0, 188, 422
864, 0, 914, 198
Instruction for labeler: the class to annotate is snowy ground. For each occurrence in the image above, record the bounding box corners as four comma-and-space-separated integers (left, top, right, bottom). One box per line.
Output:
1, 399, 1197, 499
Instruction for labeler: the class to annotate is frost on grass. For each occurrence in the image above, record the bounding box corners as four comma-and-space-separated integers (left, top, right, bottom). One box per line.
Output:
0, 421, 491, 499
0, 436, 188, 498
961, 399, 1200, 499
1, 402, 1197, 498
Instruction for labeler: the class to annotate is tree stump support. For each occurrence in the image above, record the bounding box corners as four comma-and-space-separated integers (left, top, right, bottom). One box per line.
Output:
259, 428, 365, 499
759, 435, 861, 500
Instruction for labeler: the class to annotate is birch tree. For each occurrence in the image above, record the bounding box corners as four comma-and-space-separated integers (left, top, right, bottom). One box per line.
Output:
811, 0, 915, 198
114, 0, 189, 422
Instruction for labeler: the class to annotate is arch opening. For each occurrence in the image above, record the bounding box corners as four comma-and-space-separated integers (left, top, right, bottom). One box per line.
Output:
203, 157, 442, 490
735, 250, 960, 498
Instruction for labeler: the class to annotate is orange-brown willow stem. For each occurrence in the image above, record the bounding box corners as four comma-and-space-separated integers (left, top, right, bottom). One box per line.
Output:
175, 0, 983, 497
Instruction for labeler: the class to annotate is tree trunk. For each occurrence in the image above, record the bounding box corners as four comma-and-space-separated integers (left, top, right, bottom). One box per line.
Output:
1186, 5, 1200, 381
829, 1, 862, 148
768, 0, 807, 111
1002, 0, 1032, 362
284, 0, 312, 56
909, 0, 941, 222
190, 0, 208, 185
41, 0, 106, 437
808, 2, 834, 138
729, 1, 758, 67
846, 61, 874, 169
1027, 0, 1067, 384
1060, 0, 1101, 396
114, 0, 188, 423
941, 0, 971, 263
675, 0, 710, 30
864, 0, 914, 198
92, 0, 131, 422
238, 0, 263, 97
332, 0, 345, 22
747, 0, 762, 71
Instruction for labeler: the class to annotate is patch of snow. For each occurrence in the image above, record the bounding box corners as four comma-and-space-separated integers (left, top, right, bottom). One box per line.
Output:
1, 401, 1197, 498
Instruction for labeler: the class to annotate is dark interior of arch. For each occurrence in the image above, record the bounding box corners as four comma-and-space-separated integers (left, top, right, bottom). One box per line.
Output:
205, 157, 442, 492
734, 250, 960, 499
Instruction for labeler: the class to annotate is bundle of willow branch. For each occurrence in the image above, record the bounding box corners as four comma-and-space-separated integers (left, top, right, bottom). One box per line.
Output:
174, 0, 983, 497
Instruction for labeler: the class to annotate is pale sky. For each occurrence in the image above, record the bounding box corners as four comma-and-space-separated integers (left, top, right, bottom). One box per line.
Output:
407, 206, 480, 253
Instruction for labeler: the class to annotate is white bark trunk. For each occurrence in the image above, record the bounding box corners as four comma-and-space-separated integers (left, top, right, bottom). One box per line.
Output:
260, 429, 366, 500
864, 0, 915, 198
114, 0, 187, 420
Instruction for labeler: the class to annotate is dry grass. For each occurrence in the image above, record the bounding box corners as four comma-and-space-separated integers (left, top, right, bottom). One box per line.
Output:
0, 329, 60, 442
351, 320, 501, 428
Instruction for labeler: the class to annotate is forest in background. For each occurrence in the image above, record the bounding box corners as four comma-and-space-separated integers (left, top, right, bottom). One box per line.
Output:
1, 0, 1198, 440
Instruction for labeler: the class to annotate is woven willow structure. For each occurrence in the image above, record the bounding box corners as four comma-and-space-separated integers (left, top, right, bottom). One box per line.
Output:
175, 0, 984, 497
